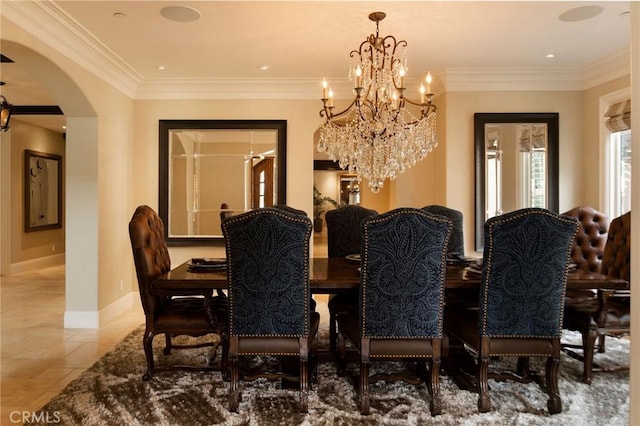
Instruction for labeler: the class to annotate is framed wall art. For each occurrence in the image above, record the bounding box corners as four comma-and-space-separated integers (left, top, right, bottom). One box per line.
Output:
24, 149, 62, 232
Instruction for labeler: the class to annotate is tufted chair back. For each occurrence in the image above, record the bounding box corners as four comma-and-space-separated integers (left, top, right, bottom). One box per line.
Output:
601, 211, 630, 280
361, 208, 451, 338
223, 207, 313, 336
481, 208, 578, 337
422, 205, 465, 256
129, 205, 172, 315
562, 206, 609, 273
326, 205, 378, 258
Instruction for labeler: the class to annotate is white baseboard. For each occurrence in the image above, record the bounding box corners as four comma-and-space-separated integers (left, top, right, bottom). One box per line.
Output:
10, 253, 65, 274
64, 292, 139, 329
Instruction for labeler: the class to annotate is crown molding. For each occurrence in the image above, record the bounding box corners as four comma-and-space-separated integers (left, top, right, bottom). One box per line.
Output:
135, 78, 324, 100
580, 48, 630, 89
3, 0, 140, 97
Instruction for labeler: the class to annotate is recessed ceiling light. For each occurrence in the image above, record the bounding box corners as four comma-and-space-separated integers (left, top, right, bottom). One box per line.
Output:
156, 65, 166, 71
258, 65, 270, 71
546, 53, 555, 59
558, 5, 603, 22
619, 11, 630, 17
113, 12, 127, 19
160, 6, 201, 23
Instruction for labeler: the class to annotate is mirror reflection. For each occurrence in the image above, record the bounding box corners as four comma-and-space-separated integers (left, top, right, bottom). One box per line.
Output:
159, 120, 287, 245
474, 113, 558, 251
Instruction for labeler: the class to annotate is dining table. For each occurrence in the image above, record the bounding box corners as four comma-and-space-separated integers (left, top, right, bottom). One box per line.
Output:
152, 257, 630, 294
152, 256, 630, 374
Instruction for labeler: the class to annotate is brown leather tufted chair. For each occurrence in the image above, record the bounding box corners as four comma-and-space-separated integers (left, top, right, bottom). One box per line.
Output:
129, 205, 228, 381
562, 206, 609, 273
563, 211, 630, 383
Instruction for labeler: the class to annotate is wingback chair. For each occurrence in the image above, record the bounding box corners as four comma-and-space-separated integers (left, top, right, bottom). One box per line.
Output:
129, 205, 228, 381
563, 211, 630, 383
421, 205, 465, 257
445, 208, 578, 414
560, 206, 609, 376
222, 207, 319, 413
325, 205, 378, 352
336, 207, 452, 415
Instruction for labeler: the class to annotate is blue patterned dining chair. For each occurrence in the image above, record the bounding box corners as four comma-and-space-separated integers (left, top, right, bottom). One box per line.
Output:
336, 207, 452, 416
222, 207, 318, 413
445, 208, 578, 414
325, 205, 378, 353
421, 205, 465, 257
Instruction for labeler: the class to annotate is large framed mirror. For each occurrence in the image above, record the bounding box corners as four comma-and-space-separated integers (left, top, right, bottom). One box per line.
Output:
474, 112, 559, 251
159, 119, 287, 246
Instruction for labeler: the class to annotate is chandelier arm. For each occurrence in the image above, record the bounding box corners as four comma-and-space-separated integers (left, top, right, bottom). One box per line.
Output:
319, 99, 358, 122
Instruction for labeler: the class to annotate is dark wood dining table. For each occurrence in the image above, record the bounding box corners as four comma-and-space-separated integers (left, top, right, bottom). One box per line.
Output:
153, 257, 629, 294
152, 257, 629, 369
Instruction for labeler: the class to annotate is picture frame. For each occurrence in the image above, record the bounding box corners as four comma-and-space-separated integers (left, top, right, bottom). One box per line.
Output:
24, 149, 63, 232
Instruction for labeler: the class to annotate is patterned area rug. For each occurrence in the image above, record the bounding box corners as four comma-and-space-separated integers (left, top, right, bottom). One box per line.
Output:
29, 326, 629, 425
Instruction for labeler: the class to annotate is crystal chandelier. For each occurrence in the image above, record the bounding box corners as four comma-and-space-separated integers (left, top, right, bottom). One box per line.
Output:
318, 12, 437, 193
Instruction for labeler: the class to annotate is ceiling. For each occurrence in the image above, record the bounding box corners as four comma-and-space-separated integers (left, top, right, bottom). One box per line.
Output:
0, 1, 632, 132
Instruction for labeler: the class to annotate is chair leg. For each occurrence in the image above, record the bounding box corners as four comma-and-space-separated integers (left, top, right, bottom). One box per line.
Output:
582, 329, 598, 384
360, 360, 370, 415
163, 333, 172, 355
142, 329, 155, 381
597, 334, 606, 353
221, 332, 230, 382
299, 357, 309, 413
329, 310, 337, 353
546, 355, 562, 414
477, 354, 491, 413
229, 356, 240, 412
429, 358, 442, 416
337, 328, 347, 377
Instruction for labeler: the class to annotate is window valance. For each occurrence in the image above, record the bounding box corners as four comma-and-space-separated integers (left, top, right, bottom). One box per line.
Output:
605, 99, 631, 132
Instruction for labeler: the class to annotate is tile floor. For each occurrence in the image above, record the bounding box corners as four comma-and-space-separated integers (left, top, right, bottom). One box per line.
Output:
0, 264, 144, 425
1, 231, 330, 425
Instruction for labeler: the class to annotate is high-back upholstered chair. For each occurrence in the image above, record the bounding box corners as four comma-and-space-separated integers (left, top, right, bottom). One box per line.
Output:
129, 205, 228, 381
560, 206, 609, 376
421, 205, 465, 257
222, 207, 319, 413
562, 206, 609, 273
336, 207, 452, 416
445, 208, 578, 414
563, 211, 630, 383
325, 205, 378, 352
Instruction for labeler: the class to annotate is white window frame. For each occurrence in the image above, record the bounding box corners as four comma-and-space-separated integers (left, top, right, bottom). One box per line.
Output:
599, 88, 631, 218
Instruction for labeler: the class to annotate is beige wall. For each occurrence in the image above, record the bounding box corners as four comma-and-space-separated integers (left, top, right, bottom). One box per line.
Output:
441, 90, 584, 254
9, 119, 65, 263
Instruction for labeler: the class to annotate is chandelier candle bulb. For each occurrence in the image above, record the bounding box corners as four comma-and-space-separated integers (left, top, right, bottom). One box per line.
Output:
318, 11, 437, 192
426, 71, 432, 94
322, 79, 328, 99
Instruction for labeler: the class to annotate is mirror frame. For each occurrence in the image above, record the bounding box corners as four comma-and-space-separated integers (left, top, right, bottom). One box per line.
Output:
474, 112, 559, 251
159, 119, 287, 246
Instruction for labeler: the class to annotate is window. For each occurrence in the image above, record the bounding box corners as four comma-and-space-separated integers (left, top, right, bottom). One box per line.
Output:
603, 95, 631, 218
607, 129, 632, 217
